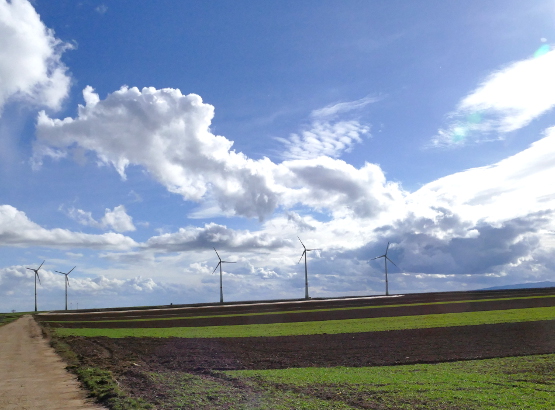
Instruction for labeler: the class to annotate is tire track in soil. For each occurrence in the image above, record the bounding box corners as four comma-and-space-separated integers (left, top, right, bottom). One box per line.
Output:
0, 315, 106, 410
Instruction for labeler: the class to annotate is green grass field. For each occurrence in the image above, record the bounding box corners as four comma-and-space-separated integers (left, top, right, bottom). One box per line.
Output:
54, 305, 555, 338
146, 354, 555, 409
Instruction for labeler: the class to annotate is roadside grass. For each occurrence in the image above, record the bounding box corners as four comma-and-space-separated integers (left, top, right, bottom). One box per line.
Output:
54, 306, 555, 338
76, 367, 152, 410
225, 354, 555, 409
45, 325, 152, 410
43, 294, 555, 324
0, 312, 30, 327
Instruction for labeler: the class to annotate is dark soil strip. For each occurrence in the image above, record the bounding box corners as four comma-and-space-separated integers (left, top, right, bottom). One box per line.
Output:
48, 296, 555, 329
64, 320, 555, 373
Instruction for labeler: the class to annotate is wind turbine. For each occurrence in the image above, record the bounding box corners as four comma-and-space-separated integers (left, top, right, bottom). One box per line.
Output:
297, 237, 321, 300
55, 266, 75, 311
371, 242, 398, 296
212, 248, 236, 303
26, 260, 44, 312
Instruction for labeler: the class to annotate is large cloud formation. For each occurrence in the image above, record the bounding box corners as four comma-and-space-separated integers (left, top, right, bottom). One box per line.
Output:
35, 86, 403, 221
0, 0, 71, 112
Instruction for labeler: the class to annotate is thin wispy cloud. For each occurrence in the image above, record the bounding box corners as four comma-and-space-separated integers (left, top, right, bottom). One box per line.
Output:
95, 4, 108, 15
310, 95, 380, 119
279, 120, 369, 160
433, 47, 555, 147
278, 96, 378, 160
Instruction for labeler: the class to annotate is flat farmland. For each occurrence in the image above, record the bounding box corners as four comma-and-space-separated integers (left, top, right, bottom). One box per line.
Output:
38, 288, 555, 409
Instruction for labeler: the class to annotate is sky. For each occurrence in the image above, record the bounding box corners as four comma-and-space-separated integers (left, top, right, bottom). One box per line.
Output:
1, 0, 555, 312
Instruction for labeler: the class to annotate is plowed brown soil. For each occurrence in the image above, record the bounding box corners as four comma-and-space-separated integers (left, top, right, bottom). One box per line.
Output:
65, 320, 555, 373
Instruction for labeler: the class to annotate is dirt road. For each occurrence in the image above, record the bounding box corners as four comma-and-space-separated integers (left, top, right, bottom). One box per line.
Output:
0, 315, 105, 410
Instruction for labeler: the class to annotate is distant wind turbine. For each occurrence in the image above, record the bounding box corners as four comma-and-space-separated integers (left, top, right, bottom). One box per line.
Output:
26, 260, 44, 312
55, 266, 75, 311
212, 248, 236, 303
371, 242, 399, 296
298, 237, 321, 300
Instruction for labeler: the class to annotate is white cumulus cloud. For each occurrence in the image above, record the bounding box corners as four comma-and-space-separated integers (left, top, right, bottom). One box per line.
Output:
34, 86, 403, 221
0, 0, 72, 112
67, 205, 136, 232
0, 204, 137, 250
145, 222, 291, 253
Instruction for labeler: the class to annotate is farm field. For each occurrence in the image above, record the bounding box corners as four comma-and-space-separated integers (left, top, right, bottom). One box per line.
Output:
39, 288, 555, 409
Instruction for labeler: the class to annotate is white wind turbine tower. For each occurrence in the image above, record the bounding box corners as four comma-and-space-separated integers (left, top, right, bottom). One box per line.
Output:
55, 266, 75, 311
297, 237, 321, 300
26, 260, 44, 312
212, 248, 236, 303
371, 242, 399, 296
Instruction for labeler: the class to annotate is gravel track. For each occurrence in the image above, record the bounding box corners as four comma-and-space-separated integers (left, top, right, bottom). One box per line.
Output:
0, 316, 105, 410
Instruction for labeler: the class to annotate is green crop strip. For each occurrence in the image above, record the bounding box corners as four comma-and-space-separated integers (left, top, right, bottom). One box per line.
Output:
225, 354, 555, 409
46, 294, 555, 324
54, 305, 555, 338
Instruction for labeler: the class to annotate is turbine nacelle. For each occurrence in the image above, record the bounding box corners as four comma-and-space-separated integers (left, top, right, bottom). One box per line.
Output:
212, 248, 236, 273
297, 236, 321, 263
26, 260, 45, 285
55, 266, 76, 287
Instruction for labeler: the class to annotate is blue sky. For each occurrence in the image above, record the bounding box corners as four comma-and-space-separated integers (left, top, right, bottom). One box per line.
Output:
1, 0, 555, 312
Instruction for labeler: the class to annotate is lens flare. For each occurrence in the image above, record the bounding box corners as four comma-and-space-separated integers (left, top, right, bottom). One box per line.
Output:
449, 112, 483, 143
534, 44, 550, 58
466, 112, 482, 124
452, 126, 467, 142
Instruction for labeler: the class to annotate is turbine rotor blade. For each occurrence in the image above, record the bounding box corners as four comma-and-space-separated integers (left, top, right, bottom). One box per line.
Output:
222, 261, 236, 264
36, 272, 41, 285
371, 254, 385, 260
297, 236, 306, 249
55, 271, 65, 274
386, 256, 398, 268
298, 251, 306, 264
306, 248, 322, 251
66, 276, 70, 287
385, 242, 390, 255
37, 260, 45, 270
68, 266, 76, 275
26, 268, 33, 271
213, 248, 222, 261
212, 262, 221, 274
